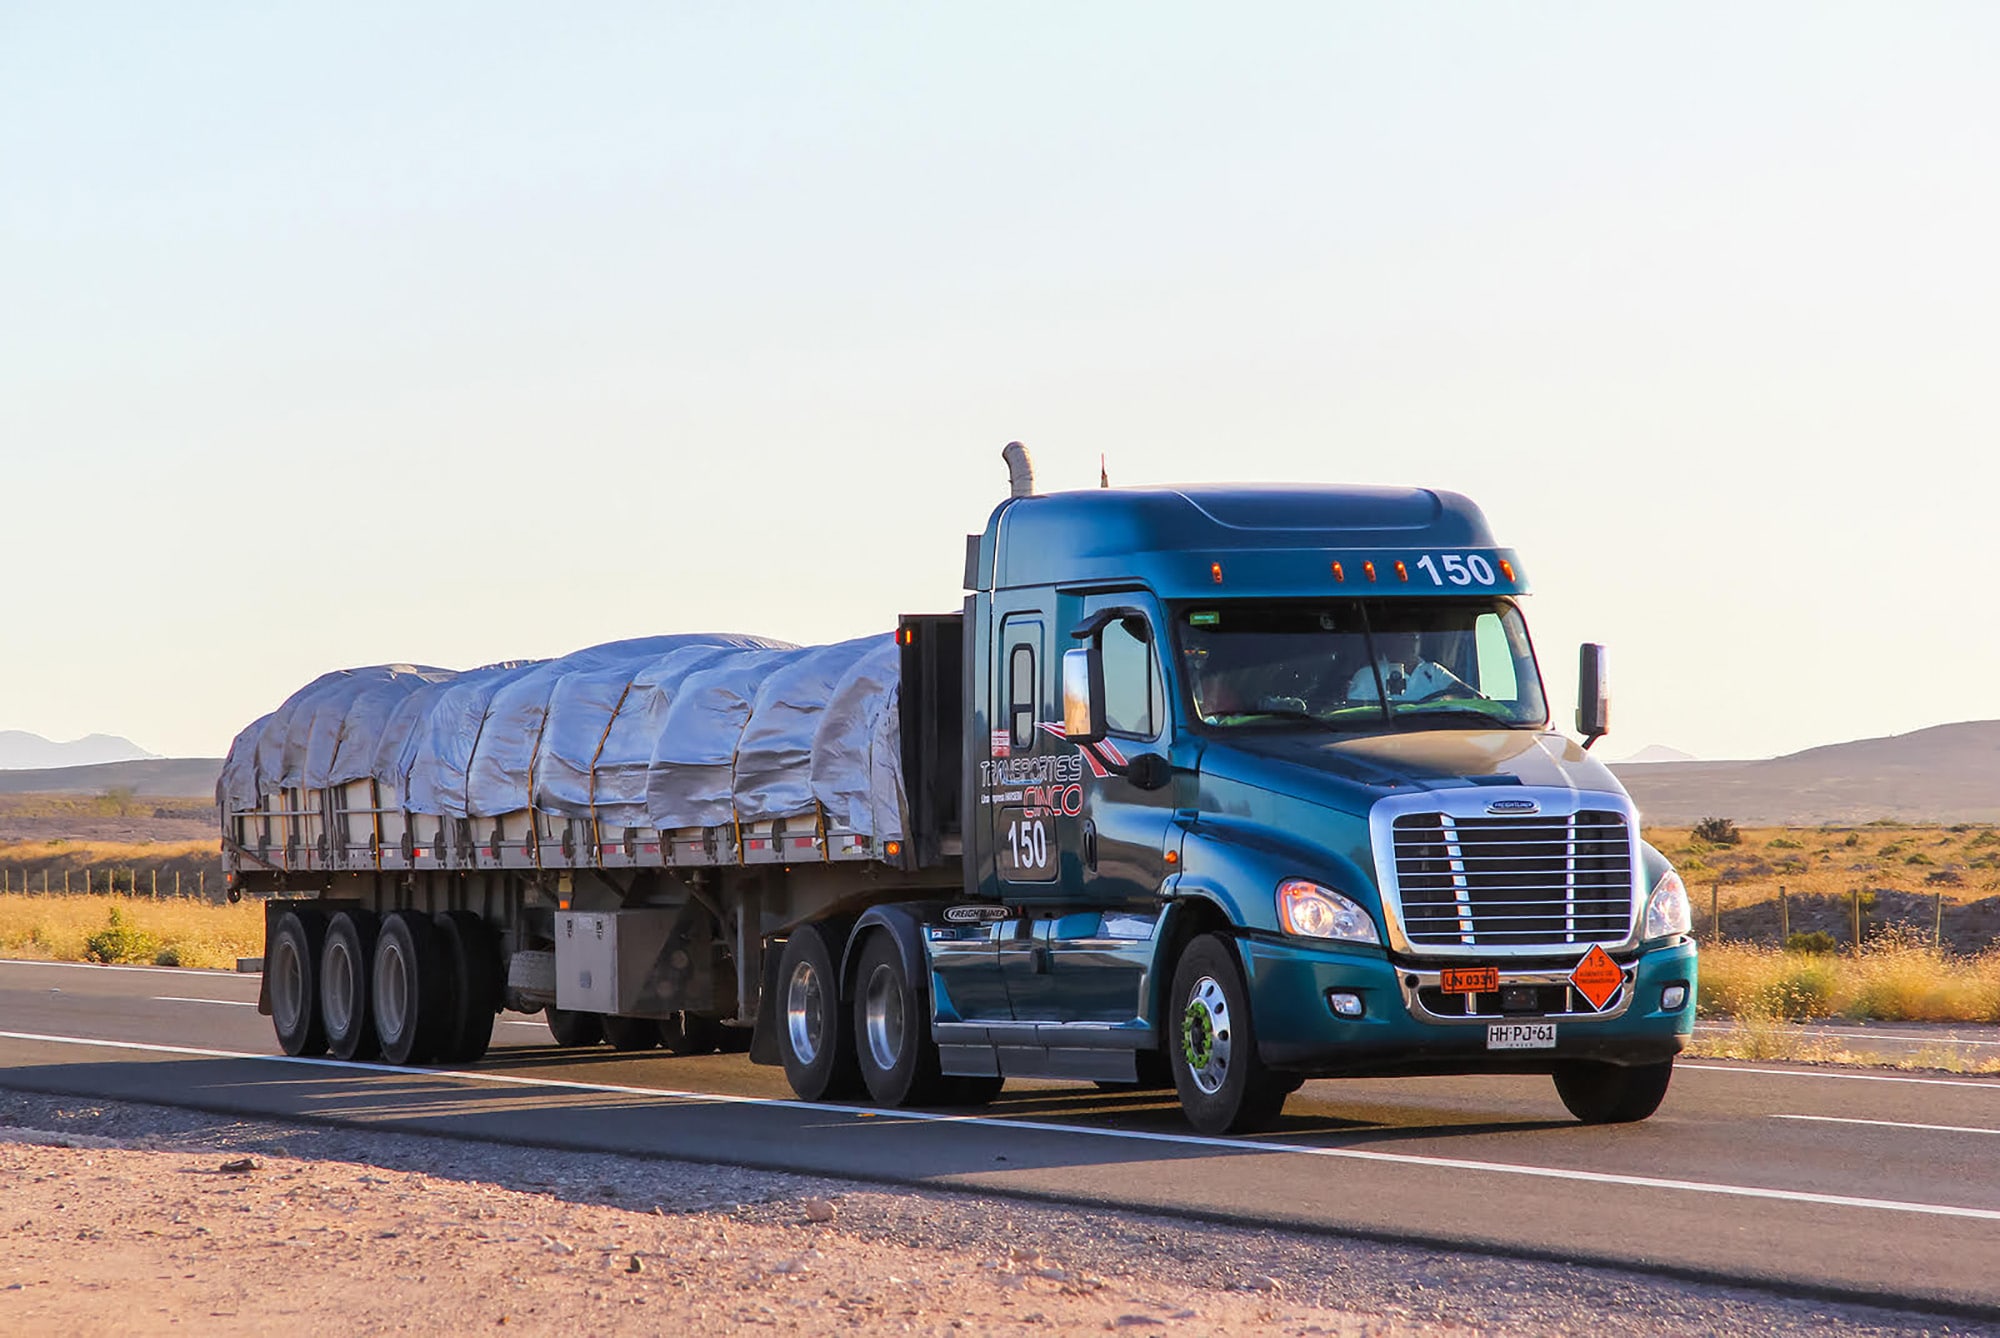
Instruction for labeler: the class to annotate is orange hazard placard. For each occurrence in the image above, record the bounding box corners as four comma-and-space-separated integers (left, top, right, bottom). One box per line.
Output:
1569, 944, 1624, 1011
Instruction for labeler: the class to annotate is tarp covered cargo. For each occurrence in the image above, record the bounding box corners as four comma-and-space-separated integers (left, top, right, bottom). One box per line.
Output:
217, 632, 909, 840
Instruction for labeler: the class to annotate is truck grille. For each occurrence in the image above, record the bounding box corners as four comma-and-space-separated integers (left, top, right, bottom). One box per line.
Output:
1390, 810, 1634, 948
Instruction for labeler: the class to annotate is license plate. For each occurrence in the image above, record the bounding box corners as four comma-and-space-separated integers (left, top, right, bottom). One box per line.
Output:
1441, 966, 1499, 994
1487, 1022, 1557, 1050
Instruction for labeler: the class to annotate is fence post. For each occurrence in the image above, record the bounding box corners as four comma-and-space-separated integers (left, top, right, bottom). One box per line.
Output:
1852, 888, 1863, 958
64, 869, 71, 895
1711, 882, 1720, 938
1936, 891, 1945, 949
1779, 884, 1788, 943
199, 870, 206, 899
175, 870, 181, 898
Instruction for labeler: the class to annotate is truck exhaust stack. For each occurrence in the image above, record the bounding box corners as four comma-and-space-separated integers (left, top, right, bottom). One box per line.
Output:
1002, 441, 1035, 498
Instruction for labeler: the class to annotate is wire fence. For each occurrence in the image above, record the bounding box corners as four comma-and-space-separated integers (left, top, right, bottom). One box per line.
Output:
0, 866, 210, 899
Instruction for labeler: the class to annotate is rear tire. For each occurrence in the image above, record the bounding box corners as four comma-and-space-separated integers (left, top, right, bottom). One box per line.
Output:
776, 923, 863, 1102
546, 1006, 603, 1048
372, 910, 450, 1066
1167, 933, 1290, 1135
1553, 1058, 1675, 1124
600, 1013, 659, 1051
321, 910, 381, 1062
433, 911, 501, 1064
659, 1012, 725, 1055
268, 909, 327, 1057
852, 931, 946, 1107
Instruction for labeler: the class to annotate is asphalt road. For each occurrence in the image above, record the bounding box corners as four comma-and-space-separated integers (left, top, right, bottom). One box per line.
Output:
4, 958, 1999, 1319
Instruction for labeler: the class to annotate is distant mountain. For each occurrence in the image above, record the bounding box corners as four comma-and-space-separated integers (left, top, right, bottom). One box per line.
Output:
0, 757, 221, 797
0, 730, 158, 770
1615, 744, 1697, 765
1612, 720, 2000, 826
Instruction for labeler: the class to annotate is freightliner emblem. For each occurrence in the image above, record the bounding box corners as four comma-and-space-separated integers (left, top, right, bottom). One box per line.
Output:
1486, 798, 1540, 815
943, 904, 1011, 924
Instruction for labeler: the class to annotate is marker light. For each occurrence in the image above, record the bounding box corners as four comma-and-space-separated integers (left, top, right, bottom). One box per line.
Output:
896, 626, 916, 646
1394, 560, 1408, 582
1644, 868, 1692, 939
1163, 849, 1179, 866
1276, 879, 1380, 944
1331, 561, 1345, 582
1210, 562, 1224, 584
1363, 561, 1377, 582
1500, 559, 1516, 582
885, 840, 903, 858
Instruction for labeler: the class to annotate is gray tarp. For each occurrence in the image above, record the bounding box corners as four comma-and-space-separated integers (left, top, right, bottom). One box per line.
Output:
218, 632, 908, 840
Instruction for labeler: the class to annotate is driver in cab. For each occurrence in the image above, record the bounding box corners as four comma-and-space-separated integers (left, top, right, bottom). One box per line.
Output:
1347, 630, 1472, 703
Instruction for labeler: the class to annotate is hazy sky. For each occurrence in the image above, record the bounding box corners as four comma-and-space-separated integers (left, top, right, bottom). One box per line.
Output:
4, 3, 1997, 762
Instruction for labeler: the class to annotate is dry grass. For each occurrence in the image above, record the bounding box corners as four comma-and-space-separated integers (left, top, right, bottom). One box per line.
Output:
0, 894, 262, 970
1697, 935, 2000, 1023
1646, 821, 2000, 907
1685, 1015, 2000, 1075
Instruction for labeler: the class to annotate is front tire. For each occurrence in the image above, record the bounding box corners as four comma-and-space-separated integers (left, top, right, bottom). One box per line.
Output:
853, 931, 945, 1107
659, 1012, 725, 1055
777, 924, 863, 1102
321, 910, 381, 1062
1553, 1058, 1675, 1124
268, 909, 327, 1057
1167, 934, 1291, 1135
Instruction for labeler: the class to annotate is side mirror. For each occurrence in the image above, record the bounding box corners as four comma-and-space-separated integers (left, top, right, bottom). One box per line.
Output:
1062, 647, 1107, 744
1576, 643, 1609, 750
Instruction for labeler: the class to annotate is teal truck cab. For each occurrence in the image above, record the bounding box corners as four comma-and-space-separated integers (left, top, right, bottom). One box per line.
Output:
891, 458, 1696, 1133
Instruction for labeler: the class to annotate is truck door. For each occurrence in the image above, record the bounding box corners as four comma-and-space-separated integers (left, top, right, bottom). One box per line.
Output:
1049, 595, 1181, 1024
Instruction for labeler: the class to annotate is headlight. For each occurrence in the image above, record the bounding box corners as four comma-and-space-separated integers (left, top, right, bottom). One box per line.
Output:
1644, 868, 1692, 939
1276, 879, 1381, 945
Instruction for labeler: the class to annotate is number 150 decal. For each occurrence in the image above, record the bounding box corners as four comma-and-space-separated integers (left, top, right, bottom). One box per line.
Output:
1414, 553, 1498, 587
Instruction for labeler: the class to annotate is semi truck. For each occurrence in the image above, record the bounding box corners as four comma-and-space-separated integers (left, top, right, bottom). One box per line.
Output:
221, 445, 1697, 1134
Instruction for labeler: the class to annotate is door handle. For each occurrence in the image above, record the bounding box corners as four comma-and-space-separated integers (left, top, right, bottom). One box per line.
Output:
1082, 819, 1098, 871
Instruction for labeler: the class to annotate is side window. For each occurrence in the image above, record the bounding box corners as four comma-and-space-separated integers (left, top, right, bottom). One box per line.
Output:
1009, 643, 1037, 749
1473, 612, 1520, 701
1101, 618, 1162, 739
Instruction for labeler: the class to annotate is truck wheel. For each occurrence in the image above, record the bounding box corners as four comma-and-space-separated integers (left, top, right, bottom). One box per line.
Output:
321, 910, 382, 1062
1553, 1058, 1675, 1124
601, 1013, 660, 1051
1095, 1050, 1173, 1092
659, 1012, 724, 1055
1168, 934, 1291, 1135
373, 911, 450, 1066
777, 924, 863, 1102
715, 1024, 753, 1054
943, 1074, 1005, 1107
546, 1006, 603, 1047
268, 909, 327, 1057
853, 931, 946, 1107
433, 911, 501, 1064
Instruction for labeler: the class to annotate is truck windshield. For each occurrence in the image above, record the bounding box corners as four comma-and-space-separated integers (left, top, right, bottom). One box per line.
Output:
1173, 599, 1548, 731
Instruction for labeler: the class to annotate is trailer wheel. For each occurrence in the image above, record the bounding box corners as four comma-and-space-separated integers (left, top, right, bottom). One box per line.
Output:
433, 911, 501, 1064
600, 1013, 660, 1051
321, 910, 382, 1062
373, 911, 450, 1066
268, 909, 327, 1057
1167, 933, 1290, 1135
1552, 1058, 1674, 1124
545, 1006, 603, 1047
777, 924, 863, 1102
853, 931, 946, 1107
659, 1012, 724, 1055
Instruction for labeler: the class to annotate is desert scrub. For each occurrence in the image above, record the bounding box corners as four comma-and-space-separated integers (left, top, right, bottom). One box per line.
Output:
85, 907, 158, 964
0, 894, 262, 970
1697, 938, 2000, 1023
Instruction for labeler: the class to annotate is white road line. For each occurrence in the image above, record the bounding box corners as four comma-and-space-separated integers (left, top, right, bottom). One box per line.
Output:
151, 997, 259, 1007
0, 958, 246, 978
1681, 1062, 2000, 1090
5, 1029, 2000, 1225
1773, 1114, 2000, 1137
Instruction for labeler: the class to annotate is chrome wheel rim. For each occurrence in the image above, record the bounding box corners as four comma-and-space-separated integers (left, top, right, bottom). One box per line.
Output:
374, 936, 408, 1042
785, 960, 824, 1066
270, 933, 305, 1036
863, 962, 904, 1073
323, 937, 356, 1036
1182, 975, 1232, 1095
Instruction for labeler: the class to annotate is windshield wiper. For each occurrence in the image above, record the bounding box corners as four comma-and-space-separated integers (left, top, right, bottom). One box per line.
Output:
1209, 707, 1361, 730
1393, 706, 1522, 730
